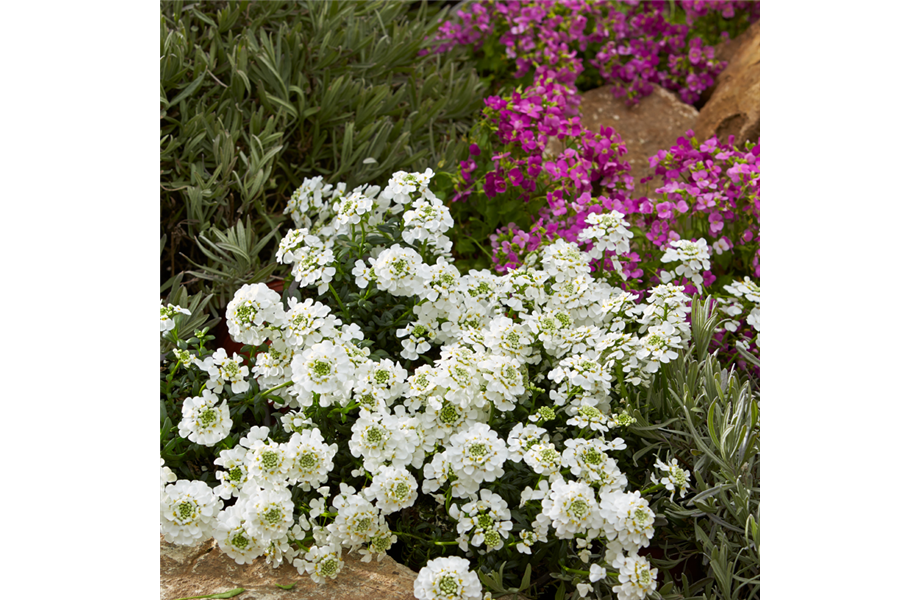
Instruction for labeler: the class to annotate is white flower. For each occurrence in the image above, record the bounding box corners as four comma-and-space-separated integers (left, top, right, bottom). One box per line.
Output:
214, 504, 265, 565
245, 436, 292, 487
178, 389, 232, 447
539, 478, 603, 539
579, 210, 633, 261
371, 245, 430, 297
160, 458, 177, 489
561, 438, 626, 489
280, 297, 337, 349
443, 423, 508, 496
382, 168, 437, 206
290, 235, 337, 295
366, 465, 418, 515
349, 409, 417, 474
449, 488, 513, 552
294, 545, 344, 584
414, 556, 483, 600
333, 188, 376, 232
194, 348, 250, 395
523, 442, 562, 477
598, 490, 655, 554
290, 340, 355, 406
242, 486, 295, 543
636, 323, 682, 374
328, 486, 382, 547
285, 429, 337, 491
160, 480, 223, 545
225, 283, 284, 345
651, 457, 691, 499
478, 354, 526, 411
589, 563, 608, 583
403, 196, 454, 255
724, 276, 760, 304
612, 555, 658, 600
214, 446, 251, 499
660, 238, 711, 288
160, 302, 191, 335
506, 423, 549, 463
541, 238, 592, 279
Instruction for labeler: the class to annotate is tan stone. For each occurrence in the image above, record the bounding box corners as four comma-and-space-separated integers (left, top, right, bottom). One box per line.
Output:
161, 536, 418, 600
695, 20, 760, 146
571, 84, 699, 198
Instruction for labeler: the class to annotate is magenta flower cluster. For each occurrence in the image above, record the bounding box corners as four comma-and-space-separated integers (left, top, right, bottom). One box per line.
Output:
454, 68, 635, 272
488, 131, 760, 290
432, 0, 758, 106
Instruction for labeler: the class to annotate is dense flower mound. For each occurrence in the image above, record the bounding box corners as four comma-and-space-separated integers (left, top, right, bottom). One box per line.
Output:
432, 0, 759, 105
158, 169, 739, 600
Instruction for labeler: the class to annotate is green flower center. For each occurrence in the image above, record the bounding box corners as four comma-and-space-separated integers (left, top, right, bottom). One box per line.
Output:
299, 452, 318, 471
230, 531, 249, 550
415, 374, 428, 388
579, 405, 601, 420
412, 325, 428, 338
366, 426, 385, 445
261, 451, 279, 470
540, 447, 560, 463
438, 576, 459, 595
476, 514, 494, 530
320, 557, 339, 576
673, 470, 687, 486
472, 282, 490, 296
394, 482, 410, 499
468, 442, 489, 459
439, 403, 459, 425
359, 394, 376, 408
505, 331, 520, 347
555, 313, 572, 328
177, 501, 196, 521
638, 568, 651, 585
236, 304, 256, 324
312, 360, 332, 377
436, 274, 454, 287
374, 369, 390, 385
537, 406, 555, 421
355, 516, 374, 532
569, 499, 588, 519
228, 467, 243, 482
199, 408, 217, 427
580, 360, 598, 372
647, 334, 666, 350
392, 259, 408, 275
483, 529, 501, 548
264, 508, 282, 525
584, 448, 604, 465
501, 365, 518, 381
224, 361, 239, 376
634, 508, 649, 524
371, 533, 392, 553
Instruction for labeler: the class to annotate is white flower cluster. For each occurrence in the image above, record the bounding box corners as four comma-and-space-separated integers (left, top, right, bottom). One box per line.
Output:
721, 276, 760, 351
161, 170, 717, 600
160, 301, 191, 336
660, 238, 711, 289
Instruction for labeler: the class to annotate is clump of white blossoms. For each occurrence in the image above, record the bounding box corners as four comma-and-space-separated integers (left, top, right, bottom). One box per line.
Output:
225, 283, 285, 345
161, 480, 223, 545
651, 457, 691, 499
160, 302, 191, 336
660, 238, 711, 289
414, 556, 482, 600
195, 348, 250, 394
178, 389, 232, 447
157, 168, 740, 599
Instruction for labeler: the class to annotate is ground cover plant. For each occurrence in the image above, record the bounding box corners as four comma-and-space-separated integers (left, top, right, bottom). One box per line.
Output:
430, 0, 759, 104
161, 2, 760, 599
160, 0, 485, 330
161, 169, 759, 599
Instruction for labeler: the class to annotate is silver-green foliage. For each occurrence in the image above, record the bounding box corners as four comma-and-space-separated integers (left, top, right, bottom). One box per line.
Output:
160, 0, 484, 311
626, 298, 759, 600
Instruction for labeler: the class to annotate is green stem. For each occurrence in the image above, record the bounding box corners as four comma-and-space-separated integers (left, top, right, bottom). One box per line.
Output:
640, 483, 664, 495
327, 283, 351, 320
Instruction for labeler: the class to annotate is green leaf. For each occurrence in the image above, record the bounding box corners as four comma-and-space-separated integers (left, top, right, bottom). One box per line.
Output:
171, 587, 245, 600
168, 72, 207, 108
274, 583, 295, 590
